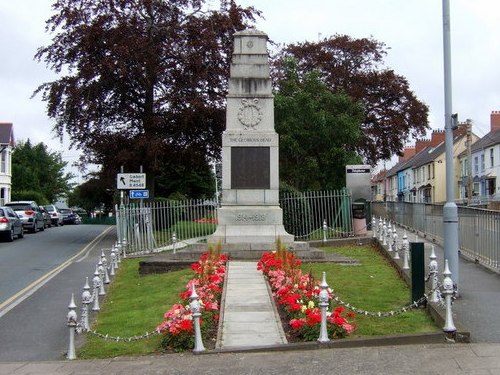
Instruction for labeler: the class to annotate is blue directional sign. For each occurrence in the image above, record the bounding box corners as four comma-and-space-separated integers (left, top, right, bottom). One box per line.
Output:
129, 189, 149, 199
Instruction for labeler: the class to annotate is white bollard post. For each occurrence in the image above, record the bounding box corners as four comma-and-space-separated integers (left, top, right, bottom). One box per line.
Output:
97, 260, 106, 296
429, 246, 440, 303
322, 219, 328, 243
121, 239, 128, 259
372, 216, 377, 238
66, 294, 78, 360
378, 217, 384, 241
115, 243, 122, 265
402, 231, 410, 270
387, 221, 393, 252
442, 259, 457, 334
172, 232, 177, 255
189, 284, 205, 353
317, 272, 330, 343
393, 229, 400, 260
101, 250, 111, 284
382, 220, 387, 245
81, 277, 92, 331
109, 248, 116, 277
92, 267, 101, 311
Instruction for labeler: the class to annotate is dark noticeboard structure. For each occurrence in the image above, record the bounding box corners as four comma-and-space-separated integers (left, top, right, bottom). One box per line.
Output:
231, 147, 270, 189
410, 242, 425, 305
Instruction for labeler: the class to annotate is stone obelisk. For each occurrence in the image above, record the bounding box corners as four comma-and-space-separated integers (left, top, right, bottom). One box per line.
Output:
209, 29, 294, 248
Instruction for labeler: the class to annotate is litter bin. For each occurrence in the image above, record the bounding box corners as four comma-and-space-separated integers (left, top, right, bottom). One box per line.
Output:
352, 201, 367, 236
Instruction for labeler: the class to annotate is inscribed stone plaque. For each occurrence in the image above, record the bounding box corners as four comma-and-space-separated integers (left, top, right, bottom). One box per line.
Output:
231, 147, 270, 189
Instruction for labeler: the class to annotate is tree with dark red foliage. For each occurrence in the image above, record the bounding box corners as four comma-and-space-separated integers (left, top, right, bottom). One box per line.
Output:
34, 0, 260, 198
272, 35, 430, 165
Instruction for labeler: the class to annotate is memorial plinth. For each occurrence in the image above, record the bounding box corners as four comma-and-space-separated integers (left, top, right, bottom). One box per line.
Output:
209, 29, 294, 246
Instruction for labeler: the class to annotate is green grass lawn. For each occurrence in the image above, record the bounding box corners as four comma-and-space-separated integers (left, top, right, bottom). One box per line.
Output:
79, 244, 439, 359
303, 245, 440, 337
77, 259, 193, 359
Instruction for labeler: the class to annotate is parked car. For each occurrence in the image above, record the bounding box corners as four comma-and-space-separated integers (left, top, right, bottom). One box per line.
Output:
5, 201, 45, 233
40, 206, 52, 228
63, 210, 81, 225
0, 206, 24, 241
59, 208, 72, 223
44, 204, 63, 226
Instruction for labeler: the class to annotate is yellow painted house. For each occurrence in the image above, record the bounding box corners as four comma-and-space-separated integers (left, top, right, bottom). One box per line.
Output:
376, 126, 477, 203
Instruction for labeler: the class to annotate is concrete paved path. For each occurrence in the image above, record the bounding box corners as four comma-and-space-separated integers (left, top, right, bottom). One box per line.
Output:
2, 343, 500, 375
217, 261, 287, 349
376, 221, 500, 343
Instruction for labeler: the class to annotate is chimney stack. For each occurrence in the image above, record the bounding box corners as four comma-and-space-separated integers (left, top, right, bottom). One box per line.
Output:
399, 146, 416, 162
430, 129, 445, 146
415, 138, 431, 153
491, 111, 500, 132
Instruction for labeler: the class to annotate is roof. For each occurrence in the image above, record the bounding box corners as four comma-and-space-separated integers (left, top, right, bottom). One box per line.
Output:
458, 129, 500, 158
386, 133, 466, 177
0, 123, 14, 146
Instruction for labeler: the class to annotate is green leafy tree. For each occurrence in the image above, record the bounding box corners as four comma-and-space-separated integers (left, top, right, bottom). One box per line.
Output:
273, 35, 430, 164
67, 178, 114, 216
275, 60, 363, 191
11, 140, 75, 203
34, 0, 260, 198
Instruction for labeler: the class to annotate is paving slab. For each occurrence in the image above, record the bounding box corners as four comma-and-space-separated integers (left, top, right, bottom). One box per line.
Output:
218, 261, 286, 349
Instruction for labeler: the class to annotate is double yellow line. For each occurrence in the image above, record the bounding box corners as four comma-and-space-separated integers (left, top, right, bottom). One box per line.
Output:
0, 226, 114, 316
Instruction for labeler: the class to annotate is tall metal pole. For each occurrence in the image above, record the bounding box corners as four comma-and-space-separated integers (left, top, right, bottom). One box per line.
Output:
442, 0, 459, 291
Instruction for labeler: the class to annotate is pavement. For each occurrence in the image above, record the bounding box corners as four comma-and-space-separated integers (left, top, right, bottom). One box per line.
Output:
2, 222, 500, 374
217, 261, 287, 348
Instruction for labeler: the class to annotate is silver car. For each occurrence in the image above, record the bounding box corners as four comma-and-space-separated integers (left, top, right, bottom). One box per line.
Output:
4, 201, 45, 233
0, 206, 24, 241
44, 204, 64, 226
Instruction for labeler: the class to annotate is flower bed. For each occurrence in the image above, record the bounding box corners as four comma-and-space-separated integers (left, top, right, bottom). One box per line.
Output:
156, 248, 228, 351
257, 247, 355, 341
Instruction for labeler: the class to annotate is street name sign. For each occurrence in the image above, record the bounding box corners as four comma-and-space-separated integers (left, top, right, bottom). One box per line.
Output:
129, 189, 149, 199
117, 173, 146, 189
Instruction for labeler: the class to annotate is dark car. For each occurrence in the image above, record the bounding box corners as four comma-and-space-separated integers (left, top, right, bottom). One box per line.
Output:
5, 201, 45, 233
0, 206, 24, 241
61, 209, 81, 225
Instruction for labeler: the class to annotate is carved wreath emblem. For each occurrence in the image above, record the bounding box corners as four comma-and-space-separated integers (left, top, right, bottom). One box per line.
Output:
237, 98, 262, 130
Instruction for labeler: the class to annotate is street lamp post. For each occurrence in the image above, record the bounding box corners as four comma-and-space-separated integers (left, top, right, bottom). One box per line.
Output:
442, 0, 459, 291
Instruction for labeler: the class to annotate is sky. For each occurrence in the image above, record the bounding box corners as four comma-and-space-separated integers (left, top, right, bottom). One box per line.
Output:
1, 0, 500, 178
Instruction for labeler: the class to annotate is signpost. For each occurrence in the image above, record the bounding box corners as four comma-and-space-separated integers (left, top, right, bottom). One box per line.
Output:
116, 173, 146, 189
129, 190, 149, 199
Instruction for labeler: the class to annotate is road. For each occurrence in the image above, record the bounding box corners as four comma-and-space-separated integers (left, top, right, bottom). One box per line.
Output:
0, 224, 116, 361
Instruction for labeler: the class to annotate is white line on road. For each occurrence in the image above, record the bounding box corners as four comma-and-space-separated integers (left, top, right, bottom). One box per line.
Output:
0, 226, 114, 318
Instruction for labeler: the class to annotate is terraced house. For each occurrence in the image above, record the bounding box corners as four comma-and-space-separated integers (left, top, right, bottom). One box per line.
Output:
0, 122, 14, 205
373, 121, 480, 204
458, 111, 500, 203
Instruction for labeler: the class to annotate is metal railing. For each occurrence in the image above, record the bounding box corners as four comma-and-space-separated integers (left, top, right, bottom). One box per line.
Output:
117, 189, 356, 254
372, 201, 500, 270
280, 189, 354, 240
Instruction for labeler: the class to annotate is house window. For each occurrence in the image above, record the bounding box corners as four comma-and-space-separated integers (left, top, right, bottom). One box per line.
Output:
490, 148, 494, 168
0, 150, 6, 174
473, 182, 480, 195
481, 154, 485, 172
474, 156, 479, 176
427, 165, 431, 180
462, 159, 468, 177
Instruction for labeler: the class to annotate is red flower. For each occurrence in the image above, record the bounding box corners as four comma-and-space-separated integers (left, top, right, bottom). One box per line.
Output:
179, 319, 193, 332
306, 312, 322, 326
290, 319, 305, 330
